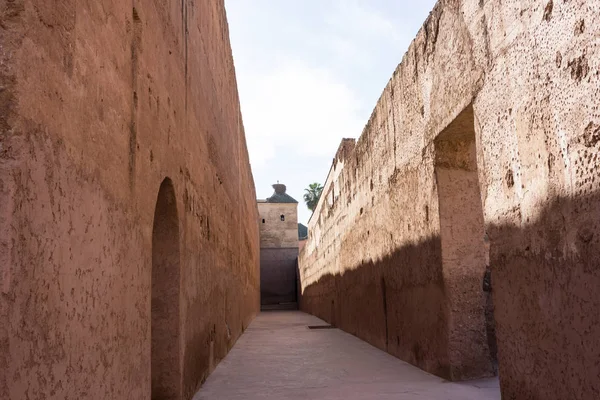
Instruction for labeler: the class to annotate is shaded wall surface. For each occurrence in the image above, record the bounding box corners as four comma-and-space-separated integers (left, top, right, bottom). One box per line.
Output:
0, 1, 260, 399
260, 248, 299, 305
299, 0, 600, 399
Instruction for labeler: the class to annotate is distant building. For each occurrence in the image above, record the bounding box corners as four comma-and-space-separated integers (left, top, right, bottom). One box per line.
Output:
257, 183, 299, 308
298, 223, 308, 251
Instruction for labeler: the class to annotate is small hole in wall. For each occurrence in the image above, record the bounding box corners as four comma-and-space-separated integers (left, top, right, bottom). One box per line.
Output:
280, 215, 285, 221
360, 208, 364, 215
262, 219, 265, 223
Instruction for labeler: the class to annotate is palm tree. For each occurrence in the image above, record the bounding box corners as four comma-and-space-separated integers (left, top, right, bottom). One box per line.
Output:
303, 183, 323, 212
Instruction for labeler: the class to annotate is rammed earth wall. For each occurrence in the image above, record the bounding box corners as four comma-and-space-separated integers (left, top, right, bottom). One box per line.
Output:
0, 1, 259, 398
299, 1, 600, 399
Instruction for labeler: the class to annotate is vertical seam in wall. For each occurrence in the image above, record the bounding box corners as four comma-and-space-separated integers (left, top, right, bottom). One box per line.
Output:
184, 0, 188, 113
129, 3, 142, 193
381, 276, 389, 351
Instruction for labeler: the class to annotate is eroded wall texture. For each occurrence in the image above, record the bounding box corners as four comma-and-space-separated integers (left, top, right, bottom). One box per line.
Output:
0, 1, 260, 399
299, 0, 600, 398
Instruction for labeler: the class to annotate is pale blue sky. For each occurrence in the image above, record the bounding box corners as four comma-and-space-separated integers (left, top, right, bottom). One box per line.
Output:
225, 0, 438, 224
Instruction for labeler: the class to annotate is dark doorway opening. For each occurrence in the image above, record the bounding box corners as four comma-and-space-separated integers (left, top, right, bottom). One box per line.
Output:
151, 178, 181, 400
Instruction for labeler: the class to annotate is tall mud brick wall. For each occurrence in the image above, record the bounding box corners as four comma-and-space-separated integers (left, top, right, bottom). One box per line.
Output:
299, 1, 600, 399
0, 1, 260, 399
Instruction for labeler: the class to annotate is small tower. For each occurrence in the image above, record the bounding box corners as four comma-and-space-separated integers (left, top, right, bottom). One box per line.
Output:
257, 183, 299, 309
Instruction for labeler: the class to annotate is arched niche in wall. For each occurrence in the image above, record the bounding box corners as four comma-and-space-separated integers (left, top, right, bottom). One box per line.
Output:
151, 177, 182, 400
434, 104, 498, 380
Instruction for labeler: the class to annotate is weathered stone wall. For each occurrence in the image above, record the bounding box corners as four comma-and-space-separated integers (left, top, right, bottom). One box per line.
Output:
0, 1, 260, 399
299, 0, 600, 398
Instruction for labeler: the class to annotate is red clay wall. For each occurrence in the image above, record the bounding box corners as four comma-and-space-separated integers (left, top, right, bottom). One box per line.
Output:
300, 1, 600, 398
0, 1, 260, 399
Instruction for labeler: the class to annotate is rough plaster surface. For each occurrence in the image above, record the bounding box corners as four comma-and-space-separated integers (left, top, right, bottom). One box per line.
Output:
0, 1, 260, 399
299, 0, 600, 398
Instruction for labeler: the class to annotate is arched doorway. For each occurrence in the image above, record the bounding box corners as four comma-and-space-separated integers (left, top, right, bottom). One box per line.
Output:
151, 178, 181, 400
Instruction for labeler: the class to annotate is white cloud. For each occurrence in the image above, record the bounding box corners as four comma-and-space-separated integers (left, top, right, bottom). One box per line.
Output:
239, 61, 364, 168
326, 0, 403, 43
